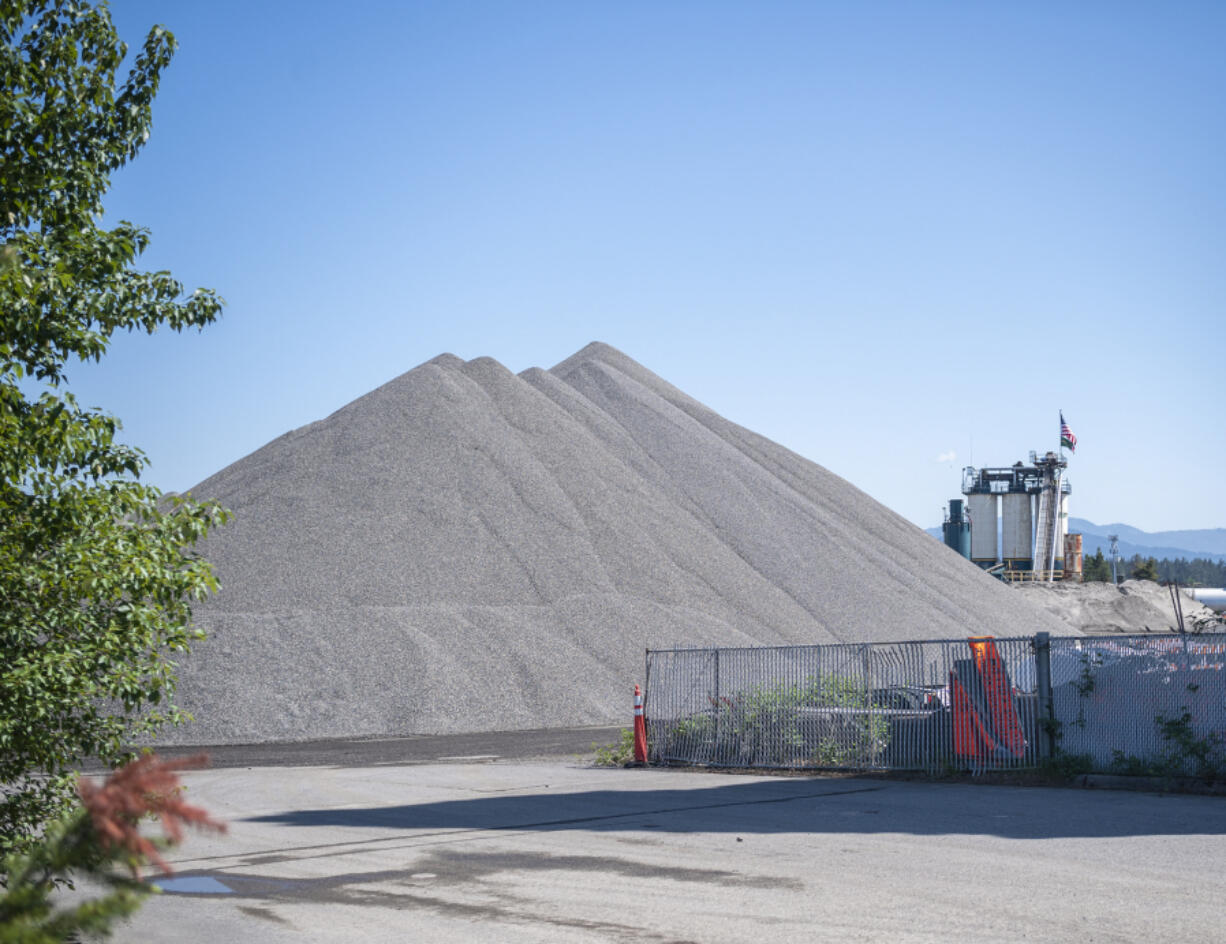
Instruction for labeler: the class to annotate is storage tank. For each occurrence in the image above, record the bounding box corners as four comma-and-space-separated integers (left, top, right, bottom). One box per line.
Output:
968, 493, 998, 565
1063, 533, 1083, 582
942, 499, 971, 559
1001, 492, 1033, 569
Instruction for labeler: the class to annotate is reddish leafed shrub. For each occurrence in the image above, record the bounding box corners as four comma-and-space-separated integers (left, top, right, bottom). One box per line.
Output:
76, 754, 227, 875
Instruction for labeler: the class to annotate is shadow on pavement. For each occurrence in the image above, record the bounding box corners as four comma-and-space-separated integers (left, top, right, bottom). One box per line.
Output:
246, 775, 1226, 840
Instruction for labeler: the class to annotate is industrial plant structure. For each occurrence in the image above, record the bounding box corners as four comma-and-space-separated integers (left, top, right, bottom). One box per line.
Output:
942, 451, 1081, 582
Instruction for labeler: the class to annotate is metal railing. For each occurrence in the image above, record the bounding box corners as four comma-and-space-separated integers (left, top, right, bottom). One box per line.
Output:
1001, 570, 1063, 583
644, 631, 1226, 774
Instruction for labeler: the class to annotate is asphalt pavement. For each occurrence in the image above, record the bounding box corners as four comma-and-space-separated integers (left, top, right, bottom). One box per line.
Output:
75, 738, 1226, 944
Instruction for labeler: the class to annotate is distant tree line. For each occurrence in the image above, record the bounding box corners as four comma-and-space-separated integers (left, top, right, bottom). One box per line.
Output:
1081, 551, 1226, 586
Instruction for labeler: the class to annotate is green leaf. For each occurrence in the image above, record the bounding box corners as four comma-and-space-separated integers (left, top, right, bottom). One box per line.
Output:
1, 0, 228, 862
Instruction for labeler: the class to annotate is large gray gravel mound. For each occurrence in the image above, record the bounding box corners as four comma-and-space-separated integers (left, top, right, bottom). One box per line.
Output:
159, 342, 1069, 744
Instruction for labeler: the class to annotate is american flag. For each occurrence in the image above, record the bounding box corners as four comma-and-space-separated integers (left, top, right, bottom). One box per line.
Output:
1060, 412, 1077, 453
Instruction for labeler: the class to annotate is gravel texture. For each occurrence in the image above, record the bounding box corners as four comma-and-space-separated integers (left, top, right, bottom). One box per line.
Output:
157, 342, 1070, 745
1013, 579, 1217, 634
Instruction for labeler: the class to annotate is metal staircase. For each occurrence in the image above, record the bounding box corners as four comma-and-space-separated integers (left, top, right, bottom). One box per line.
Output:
1032, 472, 1061, 582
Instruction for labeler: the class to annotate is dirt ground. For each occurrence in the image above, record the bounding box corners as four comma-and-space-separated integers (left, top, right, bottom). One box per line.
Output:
1011, 579, 1219, 634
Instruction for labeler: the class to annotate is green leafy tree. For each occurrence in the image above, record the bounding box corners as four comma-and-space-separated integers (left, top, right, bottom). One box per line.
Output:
1131, 556, 1160, 582
1154, 555, 1226, 587
1, 0, 227, 860
1082, 548, 1110, 582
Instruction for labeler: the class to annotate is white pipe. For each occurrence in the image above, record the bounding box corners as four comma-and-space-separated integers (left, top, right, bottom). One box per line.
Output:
1188, 589, 1226, 613
1047, 470, 1061, 581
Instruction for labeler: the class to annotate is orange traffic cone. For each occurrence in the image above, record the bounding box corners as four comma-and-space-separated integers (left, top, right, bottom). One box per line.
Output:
633, 684, 648, 764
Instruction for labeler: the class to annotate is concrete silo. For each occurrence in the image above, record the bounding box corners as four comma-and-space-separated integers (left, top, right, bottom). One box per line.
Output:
1001, 492, 1034, 572
967, 492, 999, 568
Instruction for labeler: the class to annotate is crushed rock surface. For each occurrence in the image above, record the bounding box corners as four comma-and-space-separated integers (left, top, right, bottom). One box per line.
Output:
159, 342, 1070, 745
1012, 579, 1216, 634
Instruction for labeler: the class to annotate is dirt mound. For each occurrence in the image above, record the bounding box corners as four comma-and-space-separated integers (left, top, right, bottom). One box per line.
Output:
159, 342, 1069, 744
1012, 580, 1216, 634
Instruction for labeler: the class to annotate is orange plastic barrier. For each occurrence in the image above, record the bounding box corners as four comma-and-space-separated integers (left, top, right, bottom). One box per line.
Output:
950, 637, 1026, 761
969, 637, 1027, 758
950, 669, 997, 758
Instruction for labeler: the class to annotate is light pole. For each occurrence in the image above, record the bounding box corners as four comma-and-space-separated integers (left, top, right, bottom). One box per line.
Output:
1108, 534, 1119, 584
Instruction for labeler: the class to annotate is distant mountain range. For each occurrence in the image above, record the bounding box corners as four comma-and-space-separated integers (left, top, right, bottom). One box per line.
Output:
1067, 519, 1226, 564
924, 518, 1226, 564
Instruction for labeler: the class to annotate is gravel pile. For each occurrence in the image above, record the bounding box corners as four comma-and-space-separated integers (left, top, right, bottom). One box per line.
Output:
158, 342, 1069, 745
1012, 580, 1217, 634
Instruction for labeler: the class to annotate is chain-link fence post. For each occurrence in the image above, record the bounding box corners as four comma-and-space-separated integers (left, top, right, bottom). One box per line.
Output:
1034, 631, 1054, 760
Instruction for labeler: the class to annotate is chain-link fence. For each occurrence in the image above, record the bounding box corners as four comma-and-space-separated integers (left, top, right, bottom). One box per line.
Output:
1050, 635, 1226, 775
644, 632, 1226, 774
645, 636, 1041, 772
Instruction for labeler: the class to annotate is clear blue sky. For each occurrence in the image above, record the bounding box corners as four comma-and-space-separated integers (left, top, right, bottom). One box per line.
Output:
64, 0, 1224, 532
